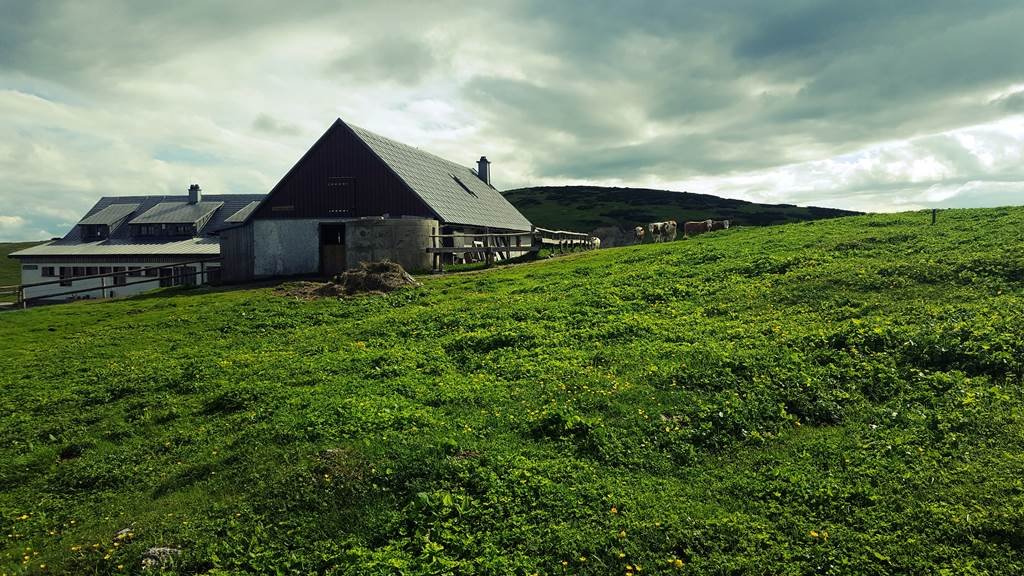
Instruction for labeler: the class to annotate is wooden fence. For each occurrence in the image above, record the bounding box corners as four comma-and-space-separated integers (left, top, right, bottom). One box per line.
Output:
427, 227, 596, 272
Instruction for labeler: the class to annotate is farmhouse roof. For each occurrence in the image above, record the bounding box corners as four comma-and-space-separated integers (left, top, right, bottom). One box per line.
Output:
130, 201, 224, 225
224, 200, 260, 223
78, 203, 140, 226
344, 121, 533, 231
9, 238, 221, 258
9, 193, 265, 259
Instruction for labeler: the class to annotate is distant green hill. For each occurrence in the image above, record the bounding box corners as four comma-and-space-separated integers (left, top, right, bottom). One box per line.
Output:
0, 241, 44, 300
504, 185, 860, 233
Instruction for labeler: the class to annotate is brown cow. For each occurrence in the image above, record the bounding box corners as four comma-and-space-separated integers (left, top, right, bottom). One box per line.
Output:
710, 220, 730, 231
683, 220, 713, 237
634, 226, 646, 244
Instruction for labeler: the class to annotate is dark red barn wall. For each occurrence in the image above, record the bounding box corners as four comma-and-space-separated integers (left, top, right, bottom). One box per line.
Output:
252, 121, 436, 221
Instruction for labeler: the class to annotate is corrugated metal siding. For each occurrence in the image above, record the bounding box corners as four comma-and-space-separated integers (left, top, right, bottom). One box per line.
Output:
220, 224, 254, 283
252, 123, 434, 221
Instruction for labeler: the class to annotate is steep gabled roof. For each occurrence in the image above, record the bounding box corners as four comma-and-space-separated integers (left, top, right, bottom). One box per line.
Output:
344, 121, 533, 231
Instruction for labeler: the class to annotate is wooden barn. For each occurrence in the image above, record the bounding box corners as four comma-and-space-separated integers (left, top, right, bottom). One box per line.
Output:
219, 118, 534, 281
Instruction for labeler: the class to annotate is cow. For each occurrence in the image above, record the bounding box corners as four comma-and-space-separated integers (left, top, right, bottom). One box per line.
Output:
634, 226, 646, 244
648, 220, 678, 243
711, 220, 730, 231
683, 220, 713, 238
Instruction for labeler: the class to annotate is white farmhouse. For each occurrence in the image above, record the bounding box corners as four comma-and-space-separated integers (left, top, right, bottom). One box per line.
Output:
9, 185, 264, 302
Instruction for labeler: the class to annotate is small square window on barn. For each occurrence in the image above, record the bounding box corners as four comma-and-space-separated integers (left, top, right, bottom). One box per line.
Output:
41, 266, 55, 277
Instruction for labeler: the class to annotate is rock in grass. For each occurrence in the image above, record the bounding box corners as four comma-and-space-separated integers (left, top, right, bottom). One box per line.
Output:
142, 547, 181, 570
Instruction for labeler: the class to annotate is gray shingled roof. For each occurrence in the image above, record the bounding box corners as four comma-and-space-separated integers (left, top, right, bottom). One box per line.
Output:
9, 194, 265, 259
347, 122, 533, 231
225, 200, 260, 223
78, 203, 140, 226
130, 201, 224, 225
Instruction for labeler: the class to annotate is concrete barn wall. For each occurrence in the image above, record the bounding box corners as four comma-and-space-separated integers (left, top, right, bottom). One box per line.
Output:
346, 218, 437, 273
253, 219, 322, 278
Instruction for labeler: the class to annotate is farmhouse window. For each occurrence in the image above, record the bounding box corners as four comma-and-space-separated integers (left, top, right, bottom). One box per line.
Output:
59, 267, 72, 287
144, 268, 159, 278
41, 266, 55, 277
113, 267, 127, 286
22, 264, 38, 271
99, 267, 112, 275
86, 267, 98, 276
159, 268, 173, 287
127, 267, 142, 277
176, 266, 197, 287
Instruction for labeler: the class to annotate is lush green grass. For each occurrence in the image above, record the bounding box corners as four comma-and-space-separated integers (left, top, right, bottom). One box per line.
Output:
504, 185, 860, 233
1, 242, 44, 303
2, 208, 1023, 575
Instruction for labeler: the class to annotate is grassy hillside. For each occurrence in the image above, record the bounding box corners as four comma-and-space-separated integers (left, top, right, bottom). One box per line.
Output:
504, 185, 860, 233
1, 242, 45, 302
3, 208, 1024, 575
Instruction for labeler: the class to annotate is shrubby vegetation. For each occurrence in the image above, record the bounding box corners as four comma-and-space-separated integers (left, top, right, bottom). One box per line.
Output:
1, 208, 1023, 574
504, 185, 859, 232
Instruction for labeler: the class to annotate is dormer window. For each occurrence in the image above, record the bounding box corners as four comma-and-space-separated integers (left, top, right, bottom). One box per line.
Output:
81, 224, 108, 241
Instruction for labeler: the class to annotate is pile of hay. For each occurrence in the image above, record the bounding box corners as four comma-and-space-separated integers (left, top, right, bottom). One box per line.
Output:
332, 260, 420, 295
274, 261, 419, 300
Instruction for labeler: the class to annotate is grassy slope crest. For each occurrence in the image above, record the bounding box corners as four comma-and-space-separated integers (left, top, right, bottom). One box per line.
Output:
1, 208, 1023, 574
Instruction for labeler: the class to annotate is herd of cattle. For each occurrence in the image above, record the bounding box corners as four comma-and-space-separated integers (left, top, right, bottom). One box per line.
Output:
632, 219, 729, 243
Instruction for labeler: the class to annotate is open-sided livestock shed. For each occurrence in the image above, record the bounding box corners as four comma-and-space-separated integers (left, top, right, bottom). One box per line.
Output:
219, 118, 534, 281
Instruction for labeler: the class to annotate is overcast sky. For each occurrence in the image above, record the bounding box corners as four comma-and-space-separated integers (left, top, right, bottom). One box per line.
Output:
2, 1, 1024, 240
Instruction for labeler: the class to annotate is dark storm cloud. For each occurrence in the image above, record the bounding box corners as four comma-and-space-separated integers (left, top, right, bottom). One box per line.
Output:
0, 0, 341, 87
457, 0, 1024, 188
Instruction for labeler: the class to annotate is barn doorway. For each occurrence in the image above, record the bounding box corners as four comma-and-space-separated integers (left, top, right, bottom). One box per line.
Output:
320, 223, 347, 278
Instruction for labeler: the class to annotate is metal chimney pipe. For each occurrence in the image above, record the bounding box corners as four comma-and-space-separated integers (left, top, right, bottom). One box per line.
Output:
476, 156, 491, 186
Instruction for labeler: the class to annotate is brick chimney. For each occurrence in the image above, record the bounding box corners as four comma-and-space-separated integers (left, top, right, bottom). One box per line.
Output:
188, 183, 202, 204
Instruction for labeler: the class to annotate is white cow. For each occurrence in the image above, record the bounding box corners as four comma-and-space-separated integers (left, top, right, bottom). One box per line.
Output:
647, 220, 678, 243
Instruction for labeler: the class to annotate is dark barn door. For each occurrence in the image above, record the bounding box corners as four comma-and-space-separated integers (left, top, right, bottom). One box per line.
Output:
320, 223, 347, 277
